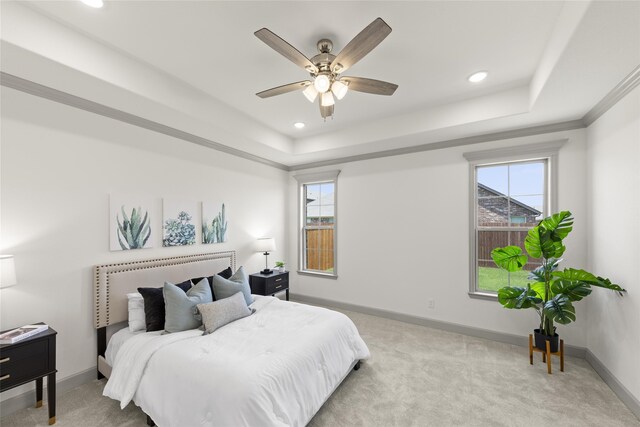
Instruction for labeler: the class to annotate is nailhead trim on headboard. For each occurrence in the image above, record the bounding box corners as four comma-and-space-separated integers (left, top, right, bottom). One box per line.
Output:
93, 251, 236, 328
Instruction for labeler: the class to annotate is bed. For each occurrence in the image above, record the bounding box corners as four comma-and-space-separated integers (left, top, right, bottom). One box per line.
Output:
94, 251, 370, 426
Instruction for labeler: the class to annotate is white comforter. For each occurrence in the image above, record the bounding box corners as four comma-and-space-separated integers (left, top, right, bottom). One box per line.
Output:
103, 296, 370, 427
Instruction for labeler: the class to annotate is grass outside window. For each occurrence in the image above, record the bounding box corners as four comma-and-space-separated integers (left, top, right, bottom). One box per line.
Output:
478, 267, 531, 292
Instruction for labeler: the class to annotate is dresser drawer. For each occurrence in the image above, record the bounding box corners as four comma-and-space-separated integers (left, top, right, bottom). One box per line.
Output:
264, 275, 288, 295
0, 339, 50, 390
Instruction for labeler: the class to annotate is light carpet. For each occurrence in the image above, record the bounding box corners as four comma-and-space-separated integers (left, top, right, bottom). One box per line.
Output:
2, 308, 638, 426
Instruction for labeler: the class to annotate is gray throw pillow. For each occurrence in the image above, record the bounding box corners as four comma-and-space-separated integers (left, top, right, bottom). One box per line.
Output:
164, 278, 212, 333
197, 291, 253, 335
211, 266, 254, 305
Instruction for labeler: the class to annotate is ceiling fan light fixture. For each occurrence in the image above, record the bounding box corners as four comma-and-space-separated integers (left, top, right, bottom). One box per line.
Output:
331, 80, 348, 100
314, 74, 331, 93
302, 85, 318, 103
321, 92, 335, 107
254, 18, 397, 120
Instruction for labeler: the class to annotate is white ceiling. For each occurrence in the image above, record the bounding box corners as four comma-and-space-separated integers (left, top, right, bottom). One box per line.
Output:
3, 1, 640, 166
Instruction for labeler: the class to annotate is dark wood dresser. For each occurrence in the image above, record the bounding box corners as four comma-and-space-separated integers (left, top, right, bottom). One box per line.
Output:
0, 324, 57, 425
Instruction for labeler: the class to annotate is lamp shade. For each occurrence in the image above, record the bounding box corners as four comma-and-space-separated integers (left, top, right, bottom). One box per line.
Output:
331, 80, 348, 100
0, 255, 17, 289
302, 85, 318, 103
256, 238, 276, 253
321, 91, 335, 107
314, 74, 331, 93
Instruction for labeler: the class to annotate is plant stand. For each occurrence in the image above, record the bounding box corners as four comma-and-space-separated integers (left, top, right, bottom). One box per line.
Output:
529, 334, 564, 374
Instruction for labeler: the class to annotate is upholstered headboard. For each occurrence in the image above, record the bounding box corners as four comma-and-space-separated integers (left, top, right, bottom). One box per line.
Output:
93, 251, 236, 328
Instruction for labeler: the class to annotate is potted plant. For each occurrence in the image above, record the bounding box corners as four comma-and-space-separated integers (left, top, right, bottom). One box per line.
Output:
491, 211, 625, 352
274, 261, 286, 273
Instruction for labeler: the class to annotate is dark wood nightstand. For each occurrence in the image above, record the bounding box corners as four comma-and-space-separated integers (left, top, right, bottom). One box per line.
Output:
250, 271, 289, 301
0, 324, 57, 425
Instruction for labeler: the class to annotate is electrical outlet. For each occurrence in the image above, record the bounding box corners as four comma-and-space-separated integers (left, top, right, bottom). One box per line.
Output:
428, 298, 435, 309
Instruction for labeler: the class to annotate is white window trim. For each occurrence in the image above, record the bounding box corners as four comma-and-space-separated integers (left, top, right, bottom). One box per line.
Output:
463, 140, 566, 300
293, 169, 340, 279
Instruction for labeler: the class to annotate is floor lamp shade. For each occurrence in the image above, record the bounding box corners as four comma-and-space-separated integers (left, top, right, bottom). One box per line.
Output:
0, 255, 17, 289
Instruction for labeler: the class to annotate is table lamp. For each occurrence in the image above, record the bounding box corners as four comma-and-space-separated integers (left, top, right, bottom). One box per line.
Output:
256, 238, 276, 274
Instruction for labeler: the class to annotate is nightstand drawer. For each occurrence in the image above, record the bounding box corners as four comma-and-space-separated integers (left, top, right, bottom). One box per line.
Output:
265, 275, 288, 294
0, 340, 50, 390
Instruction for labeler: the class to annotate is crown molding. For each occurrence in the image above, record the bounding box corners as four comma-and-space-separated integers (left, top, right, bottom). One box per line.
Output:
3, 67, 638, 173
289, 121, 583, 171
582, 64, 640, 127
0, 72, 289, 171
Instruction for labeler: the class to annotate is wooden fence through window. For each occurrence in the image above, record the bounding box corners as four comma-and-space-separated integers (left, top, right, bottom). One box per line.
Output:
305, 229, 334, 271
477, 229, 540, 270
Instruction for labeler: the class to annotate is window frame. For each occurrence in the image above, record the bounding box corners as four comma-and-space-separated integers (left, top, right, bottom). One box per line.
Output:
464, 140, 565, 300
293, 170, 340, 279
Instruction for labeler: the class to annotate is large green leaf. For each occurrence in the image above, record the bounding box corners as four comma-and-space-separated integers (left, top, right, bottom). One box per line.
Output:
540, 211, 573, 241
497, 285, 542, 309
550, 279, 592, 301
524, 226, 543, 259
525, 213, 572, 260
528, 258, 561, 283
553, 268, 626, 294
491, 246, 528, 272
528, 265, 546, 283
543, 294, 576, 325
525, 226, 566, 259
530, 282, 547, 300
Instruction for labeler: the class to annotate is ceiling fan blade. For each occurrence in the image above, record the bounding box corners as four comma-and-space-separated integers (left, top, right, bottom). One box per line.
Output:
331, 18, 392, 74
319, 102, 334, 119
341, 77, 398, 96
256, 81, 311, 98
255, 28, 318, 73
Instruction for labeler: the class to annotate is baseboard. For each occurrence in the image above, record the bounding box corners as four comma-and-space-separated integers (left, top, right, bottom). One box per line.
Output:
586, 350, 640, 420
0, 366, 96, 418
291, 293, 588, 357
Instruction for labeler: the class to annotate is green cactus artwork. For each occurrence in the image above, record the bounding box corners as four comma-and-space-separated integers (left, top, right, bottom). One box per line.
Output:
116, 206, 151, 250
202, 203, 228, 244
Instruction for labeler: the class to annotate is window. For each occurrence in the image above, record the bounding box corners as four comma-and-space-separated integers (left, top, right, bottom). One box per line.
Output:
294, 170, 340, 278
464, 141, 564, 298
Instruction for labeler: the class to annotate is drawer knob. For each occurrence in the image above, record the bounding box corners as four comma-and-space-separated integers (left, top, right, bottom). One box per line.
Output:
275, 278, 282, 282
0, 357, 9, 364
0, 374, 10, 381
275, 285, 282, 289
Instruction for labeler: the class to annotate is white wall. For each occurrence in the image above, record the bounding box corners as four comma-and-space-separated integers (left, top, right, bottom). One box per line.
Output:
0, 88, 289, 400
586, 85, 640, 401
289, 129, 590, 345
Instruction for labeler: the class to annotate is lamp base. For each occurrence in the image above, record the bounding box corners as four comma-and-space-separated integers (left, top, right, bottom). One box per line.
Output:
261, 269, 273, 275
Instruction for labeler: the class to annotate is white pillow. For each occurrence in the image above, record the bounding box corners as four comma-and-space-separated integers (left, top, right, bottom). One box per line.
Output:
127, 292, 146, 332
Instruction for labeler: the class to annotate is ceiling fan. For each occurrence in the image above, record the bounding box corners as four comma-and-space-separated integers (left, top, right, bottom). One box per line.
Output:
254, 18, 398, 120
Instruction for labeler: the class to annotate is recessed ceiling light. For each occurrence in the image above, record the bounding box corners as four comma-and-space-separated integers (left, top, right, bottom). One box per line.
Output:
294, 122, 305, 129
81, 0, 104, 8
468, 71, 488, 83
